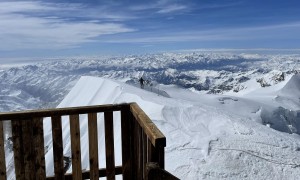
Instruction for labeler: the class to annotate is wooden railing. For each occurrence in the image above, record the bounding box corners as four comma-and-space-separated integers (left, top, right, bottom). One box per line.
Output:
0, 103, 178, 180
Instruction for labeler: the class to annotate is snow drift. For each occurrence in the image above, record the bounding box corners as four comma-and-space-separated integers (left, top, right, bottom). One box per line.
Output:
280, 74, 300, 97
3, 74, 300, 179
41, 76, 300, 179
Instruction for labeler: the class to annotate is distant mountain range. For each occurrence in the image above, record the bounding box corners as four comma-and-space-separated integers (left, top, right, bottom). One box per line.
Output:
0, 52, 299, 112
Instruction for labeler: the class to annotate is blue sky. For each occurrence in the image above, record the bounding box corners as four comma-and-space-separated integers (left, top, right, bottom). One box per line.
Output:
0, 0, 300, 59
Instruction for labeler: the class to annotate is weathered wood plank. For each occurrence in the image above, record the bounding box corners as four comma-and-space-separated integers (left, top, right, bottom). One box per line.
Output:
138, 126, 144, 179
22, 120, 35, 180
121, 108, 133, 180
104, 111, 115, 180
46, 166, 123, 180
69, 114, 82, 180
147, 139, 158, 164
0, 104, 128, 121
142, 131, 147, 179
11, 120, 25, 180
0, 121, 7, 180
132, 120, 143, 180
132, 120, 138, 179
158, 146, 165, 169
32, 117, 46, 180
137, 124, 143, 179
147, 139, 165, 168
88, 113, 99, 180
129, 103, 166, 147
51, 116, 64, 180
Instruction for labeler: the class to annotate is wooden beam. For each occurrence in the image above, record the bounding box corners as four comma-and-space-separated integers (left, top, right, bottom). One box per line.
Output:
131, 120, 143, 180
22, 120, 35, 180
32, 117, 46, 180
147, 140, 165, 168
147, 139, 158, 165
88, 113, 99, 180
121, 108, 133, 180
69, 114, 82, 180
11, 120, 25, 180
51, 116, 64, 180
46, 166, 123, 180
158, 146, 165, 169
0, 104, 128, 121
142, 132, 147, 179
104, 111, 115, 180
129, 103, 166, 148
136, 124, 143, 179
0, 121, 7, 180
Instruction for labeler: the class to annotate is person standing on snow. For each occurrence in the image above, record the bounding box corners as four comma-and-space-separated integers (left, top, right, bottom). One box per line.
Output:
139, 77, 145, 89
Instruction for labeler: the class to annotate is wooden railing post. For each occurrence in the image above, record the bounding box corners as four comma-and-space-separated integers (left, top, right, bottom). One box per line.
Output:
147, 136, 165, 171
133, 121, 144, 179
69, 114, 82, 180
32, 117, 46, 180
51, 116, 64, 180
88, 113, 99, 180
129, 103, 167, 180
0, 121, 7, 180
11, 118, 46, 180
142, 132, 147, 179
121, 106, 133, 180
104, 111, 116, 180
22, 120, 35, 180
11, 120, 25, 180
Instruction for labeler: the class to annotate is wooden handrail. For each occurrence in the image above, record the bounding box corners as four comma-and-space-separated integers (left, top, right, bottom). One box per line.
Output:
130, 103, 166, 147
0, 103, 126, 120
0, 103, 174, 180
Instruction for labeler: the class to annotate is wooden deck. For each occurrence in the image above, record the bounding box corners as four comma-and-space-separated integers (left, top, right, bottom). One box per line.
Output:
0, 103, 178, 180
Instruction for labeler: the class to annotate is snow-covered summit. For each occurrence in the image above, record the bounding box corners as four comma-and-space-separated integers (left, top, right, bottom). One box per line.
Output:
1, 52, 300, 179
0, 52, 299, 113
42, 76, 300, 179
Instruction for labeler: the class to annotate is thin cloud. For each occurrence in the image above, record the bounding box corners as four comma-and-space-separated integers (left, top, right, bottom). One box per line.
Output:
129, 1, 188, 14
103, 32, 228, 43
102, 21, 300, 44
129, 3, 159, 11
0, 1, 135, 50
157, 4, 187, 14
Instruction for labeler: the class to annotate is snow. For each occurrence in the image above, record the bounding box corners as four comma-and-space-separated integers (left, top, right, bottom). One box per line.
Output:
1, 52, 300, 179
280, 74, 300, 97
42, 75, 300, 179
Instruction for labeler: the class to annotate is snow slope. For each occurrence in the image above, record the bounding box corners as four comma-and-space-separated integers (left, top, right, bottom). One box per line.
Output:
1, 52, 300, 179
27, 76, 300, 179
1, 52, 299, 113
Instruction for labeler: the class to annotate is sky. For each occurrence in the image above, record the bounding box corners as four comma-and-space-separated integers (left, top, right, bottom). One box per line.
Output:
0, 0, 300, 59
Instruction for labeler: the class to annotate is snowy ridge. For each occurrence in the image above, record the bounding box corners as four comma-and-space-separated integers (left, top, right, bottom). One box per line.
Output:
1, 52, 300, 179
17, 76, 298, 179
0, 52, 299, 112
